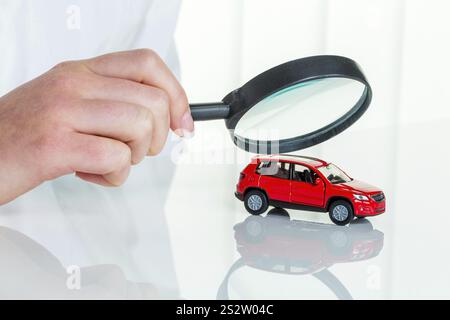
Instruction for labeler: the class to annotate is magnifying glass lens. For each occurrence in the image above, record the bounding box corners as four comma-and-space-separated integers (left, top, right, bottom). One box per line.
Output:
234, 78, 366, 141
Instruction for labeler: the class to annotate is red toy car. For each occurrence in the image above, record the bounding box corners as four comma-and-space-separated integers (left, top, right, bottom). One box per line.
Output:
235, 155, 385, 225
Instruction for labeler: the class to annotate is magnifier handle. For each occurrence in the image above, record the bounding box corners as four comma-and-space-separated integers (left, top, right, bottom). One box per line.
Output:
189, 102, 230, 121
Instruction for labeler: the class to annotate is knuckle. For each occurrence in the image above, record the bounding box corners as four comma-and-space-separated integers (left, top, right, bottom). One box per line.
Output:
109, 174, 128, 187
136, 48, 160, 69
152, 88, 170, 108
86, 142, 130, 174
135, 107, 154, 140
130, 145, 146, 165
115, 145, 132, 169
82, 142, 105, 166
52, 60, 78, 71
47, 61, 87, 98
130, 154, 143, 166
108, 145, 131, 173
149, 88, 170, 122
104, 166, 130, 187
173, 87, 189, 108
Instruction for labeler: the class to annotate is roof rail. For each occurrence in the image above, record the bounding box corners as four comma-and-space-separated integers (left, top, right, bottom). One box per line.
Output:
253, 154, 327, 166
278, 154, 328, 165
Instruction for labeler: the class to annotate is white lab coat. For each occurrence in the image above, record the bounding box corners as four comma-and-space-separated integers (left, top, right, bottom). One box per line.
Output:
0, 0, 181, 299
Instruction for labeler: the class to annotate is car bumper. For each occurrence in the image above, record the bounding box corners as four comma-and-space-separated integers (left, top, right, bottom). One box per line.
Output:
354, 200, 386, 217
235, 191, 244, 201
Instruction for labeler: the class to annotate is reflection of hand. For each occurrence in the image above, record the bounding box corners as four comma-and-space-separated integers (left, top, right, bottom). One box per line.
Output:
0, 49, 194, 204
0, 226, 159, 299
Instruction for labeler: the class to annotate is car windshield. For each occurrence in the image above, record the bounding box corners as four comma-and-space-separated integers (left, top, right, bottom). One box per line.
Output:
318, 164, 352, 184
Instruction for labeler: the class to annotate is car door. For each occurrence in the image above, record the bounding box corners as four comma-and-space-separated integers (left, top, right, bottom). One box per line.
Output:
258, 161, 291, 202
290, 164, 325, 207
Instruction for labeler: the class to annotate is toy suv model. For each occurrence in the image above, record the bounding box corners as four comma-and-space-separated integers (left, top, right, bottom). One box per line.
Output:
235, 155, 385, 225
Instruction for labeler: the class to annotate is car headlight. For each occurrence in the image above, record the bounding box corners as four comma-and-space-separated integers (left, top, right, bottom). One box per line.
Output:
353, 194, 369, 201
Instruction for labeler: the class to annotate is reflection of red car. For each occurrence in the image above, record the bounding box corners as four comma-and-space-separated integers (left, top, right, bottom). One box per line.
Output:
235, 155, 386, 225
217, 210, 384, 300
235, 211, 384, 275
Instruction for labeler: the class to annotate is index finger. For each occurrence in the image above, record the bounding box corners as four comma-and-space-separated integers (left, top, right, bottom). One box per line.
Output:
82, 49, 194, 136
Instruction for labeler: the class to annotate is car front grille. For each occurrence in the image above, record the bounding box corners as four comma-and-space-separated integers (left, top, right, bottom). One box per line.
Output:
371, 193, 385, 202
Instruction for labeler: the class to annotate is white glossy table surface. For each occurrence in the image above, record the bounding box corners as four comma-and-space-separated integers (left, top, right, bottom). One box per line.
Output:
0, 120, 449, 299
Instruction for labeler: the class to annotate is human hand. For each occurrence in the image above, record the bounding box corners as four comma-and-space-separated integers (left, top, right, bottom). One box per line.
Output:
0, 49, 194, 204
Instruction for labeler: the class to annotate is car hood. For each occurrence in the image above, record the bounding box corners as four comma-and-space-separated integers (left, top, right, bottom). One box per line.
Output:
336, 180, 381, 194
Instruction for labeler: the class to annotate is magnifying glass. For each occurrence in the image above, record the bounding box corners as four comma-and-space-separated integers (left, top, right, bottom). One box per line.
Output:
189, 55, 372, 154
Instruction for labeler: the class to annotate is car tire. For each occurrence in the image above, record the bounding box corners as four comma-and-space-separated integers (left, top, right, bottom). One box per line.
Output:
329, 200, 354, 226
243, 216, 266, 242
244, 190, 268, 215
327, 229, 352, 256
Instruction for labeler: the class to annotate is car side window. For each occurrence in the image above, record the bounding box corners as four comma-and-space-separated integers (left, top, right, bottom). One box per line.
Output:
292, 164, 315, 184
257, 161, 290, 180
256, 161, 271, 174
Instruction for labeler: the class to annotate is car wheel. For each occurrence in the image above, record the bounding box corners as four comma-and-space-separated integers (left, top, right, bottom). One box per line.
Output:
327, 230, 352, 256
243, 216, 266, 242
244, 190, 268, 215
329, 200, 354, 226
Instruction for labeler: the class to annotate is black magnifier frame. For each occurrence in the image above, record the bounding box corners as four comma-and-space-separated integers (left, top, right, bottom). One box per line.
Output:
216, 258, 353, 300
189, 55, 372, 154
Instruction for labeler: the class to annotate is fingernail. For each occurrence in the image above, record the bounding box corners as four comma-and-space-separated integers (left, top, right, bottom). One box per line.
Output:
178, 111, 194, 138
181, 129, 195, 139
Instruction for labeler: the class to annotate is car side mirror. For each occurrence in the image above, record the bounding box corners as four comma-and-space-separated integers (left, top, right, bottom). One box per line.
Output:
314, 177, 321, 185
